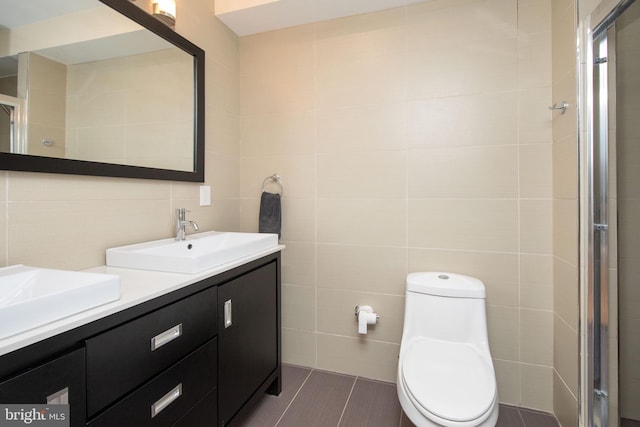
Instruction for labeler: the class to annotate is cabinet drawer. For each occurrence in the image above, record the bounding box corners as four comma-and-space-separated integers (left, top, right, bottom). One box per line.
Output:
86, 286, 217, 415
88, 338, 217, 427
173, 387, 217, 427
0, 348, 86, 427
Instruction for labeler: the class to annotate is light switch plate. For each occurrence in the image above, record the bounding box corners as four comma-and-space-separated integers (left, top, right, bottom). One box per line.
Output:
199, 186, 211, 206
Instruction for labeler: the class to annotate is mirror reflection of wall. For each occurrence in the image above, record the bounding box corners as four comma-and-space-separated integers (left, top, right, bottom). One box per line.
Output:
0, 74, 17, 97
0, 57, 18, 153
0, 0, 196, 173
0, 103, 14, 153
65, 47, 193, 170
23, 52, 67, 158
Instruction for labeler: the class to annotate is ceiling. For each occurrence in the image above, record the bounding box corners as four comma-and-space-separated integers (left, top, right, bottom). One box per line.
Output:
0, 0, 95, 29
0, 0, 430, 38
215, 0, 430, 36
0, 0, 172, 73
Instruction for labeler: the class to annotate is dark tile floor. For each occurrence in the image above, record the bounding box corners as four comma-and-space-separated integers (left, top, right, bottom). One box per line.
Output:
233, 364, 560, 427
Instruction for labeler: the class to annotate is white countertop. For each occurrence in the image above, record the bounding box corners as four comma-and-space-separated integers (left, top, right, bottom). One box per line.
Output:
0, 246, 284, 357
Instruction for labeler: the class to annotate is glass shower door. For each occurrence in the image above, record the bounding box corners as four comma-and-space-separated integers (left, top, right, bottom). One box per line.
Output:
587, 1, 640, 426
613, 2, 640, 425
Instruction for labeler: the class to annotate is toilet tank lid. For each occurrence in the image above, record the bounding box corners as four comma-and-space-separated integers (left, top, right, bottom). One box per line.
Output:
406, 272, 485, 298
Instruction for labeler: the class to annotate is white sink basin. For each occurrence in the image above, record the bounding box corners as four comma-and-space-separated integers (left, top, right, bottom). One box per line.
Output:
106, 231, 279, 274
0, 265, 120, 339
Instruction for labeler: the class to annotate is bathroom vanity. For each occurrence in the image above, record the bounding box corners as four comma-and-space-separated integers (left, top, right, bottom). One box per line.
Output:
0, 251, 281, 427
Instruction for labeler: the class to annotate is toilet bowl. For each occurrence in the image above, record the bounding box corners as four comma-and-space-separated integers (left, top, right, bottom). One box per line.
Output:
397, 272, 499, 427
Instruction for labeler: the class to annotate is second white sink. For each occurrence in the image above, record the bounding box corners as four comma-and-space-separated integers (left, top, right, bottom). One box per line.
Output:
0, 265, 120, 339
106, 231, 279, 274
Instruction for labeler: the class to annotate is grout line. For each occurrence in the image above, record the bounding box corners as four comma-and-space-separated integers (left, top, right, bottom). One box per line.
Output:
336, 376, 358, 427
552, 365, 579, 402
398, 383, 407, 427
312, 19, 319, 371
518, 407, 528, 427
403, 1, 410, 283
515, 0, 523, 405
274, 369, 314, 427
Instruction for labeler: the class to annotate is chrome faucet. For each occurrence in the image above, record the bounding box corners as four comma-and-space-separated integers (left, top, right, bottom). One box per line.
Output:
175, 208, 199, 241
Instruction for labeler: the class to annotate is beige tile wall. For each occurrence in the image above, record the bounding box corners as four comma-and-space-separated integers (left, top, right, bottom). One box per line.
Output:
552, 0, 580, 425
239, 0, 554, 412
0, 0, 241, 269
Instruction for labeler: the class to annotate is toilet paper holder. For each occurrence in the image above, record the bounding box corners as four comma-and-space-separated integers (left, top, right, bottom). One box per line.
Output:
355, 305, 380, 335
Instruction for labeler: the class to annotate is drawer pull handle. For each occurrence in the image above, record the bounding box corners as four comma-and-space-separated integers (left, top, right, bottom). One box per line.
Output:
151, 383, 182, 418
151, 323, 183, 351
224, 299, 232, 328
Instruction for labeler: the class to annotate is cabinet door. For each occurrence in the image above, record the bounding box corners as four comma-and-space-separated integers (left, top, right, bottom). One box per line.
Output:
218, 262, 278, 426
0, 348, 86, 427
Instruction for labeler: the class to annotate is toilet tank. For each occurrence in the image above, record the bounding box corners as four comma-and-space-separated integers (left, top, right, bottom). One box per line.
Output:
402, 272, 490, 347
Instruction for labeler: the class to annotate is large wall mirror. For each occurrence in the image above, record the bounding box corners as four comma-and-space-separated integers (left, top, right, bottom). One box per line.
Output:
0, 0, 205, 181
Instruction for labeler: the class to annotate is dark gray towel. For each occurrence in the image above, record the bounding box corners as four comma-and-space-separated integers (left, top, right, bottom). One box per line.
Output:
259, 191, 281, 239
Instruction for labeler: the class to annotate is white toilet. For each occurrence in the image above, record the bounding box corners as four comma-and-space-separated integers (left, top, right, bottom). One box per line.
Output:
397, 272, 499, 427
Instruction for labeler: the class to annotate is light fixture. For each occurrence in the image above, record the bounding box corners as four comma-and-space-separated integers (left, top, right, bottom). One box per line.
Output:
152, 0, 176, 28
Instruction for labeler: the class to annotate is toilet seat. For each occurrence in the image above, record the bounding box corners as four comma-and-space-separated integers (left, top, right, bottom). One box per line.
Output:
401, 338, 496, 423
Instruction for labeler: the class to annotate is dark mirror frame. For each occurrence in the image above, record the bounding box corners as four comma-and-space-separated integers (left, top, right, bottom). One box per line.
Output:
0, 0, 205, 182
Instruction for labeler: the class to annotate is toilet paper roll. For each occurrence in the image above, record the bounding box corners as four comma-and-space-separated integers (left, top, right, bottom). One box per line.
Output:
358, 310, 378, 334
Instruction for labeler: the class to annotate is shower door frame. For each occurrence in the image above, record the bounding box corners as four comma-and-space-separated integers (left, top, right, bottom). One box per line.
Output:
586, 24, 611, 427
580, 1, 635, 426
0, 94, 25, 154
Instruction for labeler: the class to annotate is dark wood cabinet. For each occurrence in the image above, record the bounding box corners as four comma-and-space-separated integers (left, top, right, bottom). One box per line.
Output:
88, 339, 217, 427
86, 286, 217, 416
174, 388, 217, 427
0, 252, 281, 427
218, 261, 280, 426
0, 348, 86, 427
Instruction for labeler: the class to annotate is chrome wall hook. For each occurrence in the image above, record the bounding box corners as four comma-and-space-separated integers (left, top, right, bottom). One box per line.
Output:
549, 101, 569, 114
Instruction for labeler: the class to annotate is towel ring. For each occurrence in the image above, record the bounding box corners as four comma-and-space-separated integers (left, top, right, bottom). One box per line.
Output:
262, 174, 283, 195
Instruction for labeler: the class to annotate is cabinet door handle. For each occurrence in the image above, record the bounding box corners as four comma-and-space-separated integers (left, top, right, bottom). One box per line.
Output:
151, 323, 183, 351
151, 383, 182, 418
224, 299, 232, 328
